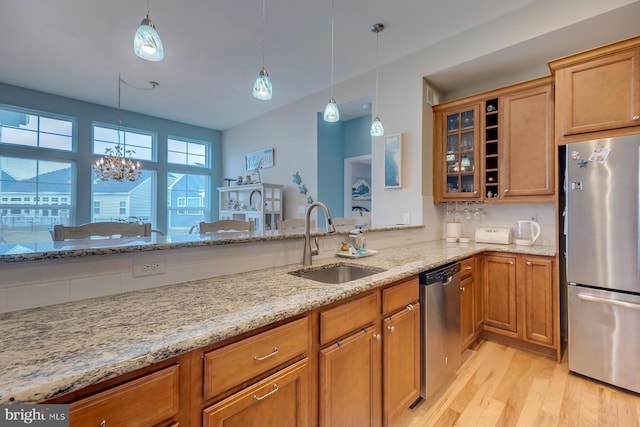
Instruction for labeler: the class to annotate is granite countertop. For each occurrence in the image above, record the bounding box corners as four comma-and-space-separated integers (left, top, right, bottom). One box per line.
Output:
0, 239, 555, 404
0, 225, 420, 263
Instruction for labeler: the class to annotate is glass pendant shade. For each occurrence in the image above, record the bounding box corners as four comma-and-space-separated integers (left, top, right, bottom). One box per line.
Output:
370, 116, 384, 136
253, 68, 273, 100
134, 17, 164, 61
324, 97, 340, 122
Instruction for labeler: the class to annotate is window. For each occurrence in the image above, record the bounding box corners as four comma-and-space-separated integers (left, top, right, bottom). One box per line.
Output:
168, 137, 209, 168
93, 124, 154, 161
0, 156, 73, 243
93, 201, 100, 215
91, 124, 156, 225
0, 108, 74, 151
167, 172, 210, 233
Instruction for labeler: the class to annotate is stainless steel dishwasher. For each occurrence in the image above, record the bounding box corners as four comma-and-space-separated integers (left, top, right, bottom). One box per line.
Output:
419, 261, 461, 400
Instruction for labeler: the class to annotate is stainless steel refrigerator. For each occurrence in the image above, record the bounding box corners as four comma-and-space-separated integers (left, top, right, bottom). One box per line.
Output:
566, 134, 640, 393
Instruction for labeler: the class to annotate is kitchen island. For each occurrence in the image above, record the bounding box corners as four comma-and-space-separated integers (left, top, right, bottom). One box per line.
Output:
0, 239, 554, 404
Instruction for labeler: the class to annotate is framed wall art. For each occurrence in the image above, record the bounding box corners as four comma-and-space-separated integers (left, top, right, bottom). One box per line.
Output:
245, 148, 274, 170
384, 133, 402, 188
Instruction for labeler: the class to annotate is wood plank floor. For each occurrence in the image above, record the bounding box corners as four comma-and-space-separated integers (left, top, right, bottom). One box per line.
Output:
391, 340, 640, 427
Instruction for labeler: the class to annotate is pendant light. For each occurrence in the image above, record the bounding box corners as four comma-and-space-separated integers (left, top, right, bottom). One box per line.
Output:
323, 0, 339, 122
370, 23, 384, 136
253, 0, 273, 100
133, 0, 165, 62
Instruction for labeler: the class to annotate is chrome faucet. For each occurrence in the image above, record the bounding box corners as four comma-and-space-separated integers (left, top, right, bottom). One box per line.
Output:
303, 201, 335, 265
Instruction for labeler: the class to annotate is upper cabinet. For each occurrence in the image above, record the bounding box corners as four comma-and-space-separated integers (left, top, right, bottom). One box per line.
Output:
433, 103, 481, 201
549, 36, 640, 144
432, 77, 555, 203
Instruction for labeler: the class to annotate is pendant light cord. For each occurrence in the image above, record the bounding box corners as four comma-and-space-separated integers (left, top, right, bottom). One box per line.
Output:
330, 0, 335, 98
261, 0, 266, 68
374, 29, 379, 116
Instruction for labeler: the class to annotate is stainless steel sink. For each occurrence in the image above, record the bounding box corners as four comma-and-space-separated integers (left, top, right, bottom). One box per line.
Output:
290, 264, 385, 284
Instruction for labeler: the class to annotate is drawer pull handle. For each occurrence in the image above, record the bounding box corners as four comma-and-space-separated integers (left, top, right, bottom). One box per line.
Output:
253, 384, 279, 401
464, 266, 472, 270
100, 421, 106, 427
406, 303, 414, 311
253, 347, 279, 361
388, 325, 395, 332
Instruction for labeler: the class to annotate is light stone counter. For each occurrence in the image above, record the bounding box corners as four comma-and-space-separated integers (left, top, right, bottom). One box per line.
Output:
0, 239, 555, 404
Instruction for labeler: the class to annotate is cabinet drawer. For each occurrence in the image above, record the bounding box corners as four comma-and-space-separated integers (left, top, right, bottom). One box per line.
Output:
204, 316, 309, 400
461, 257, 474, 279
320, 292, 378, 345
69, 364, 179, 426
382, 277, 419, 315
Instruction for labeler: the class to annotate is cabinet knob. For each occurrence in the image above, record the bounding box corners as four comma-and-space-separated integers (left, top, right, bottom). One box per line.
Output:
526, 261, 532, 266
509, 261, 514, 265
459, 286, 466, 291
406, 303, 414, 311
633, 115, 639, 121
374, 334, 381, 341
100, 421, 106, 427
474, 191, 478, 195
504, 189, 509, 193
388, 325, 395, 332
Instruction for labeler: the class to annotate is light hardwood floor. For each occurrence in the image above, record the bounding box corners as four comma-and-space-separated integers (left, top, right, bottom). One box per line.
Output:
391, 340, 640, 427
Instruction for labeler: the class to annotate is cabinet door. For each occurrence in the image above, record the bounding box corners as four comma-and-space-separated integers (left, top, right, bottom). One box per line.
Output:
554, 47, 640, 138
383, 303, 420, 426
434, 104, 481, 202
482, 255, 518, 337
500, 83, 554, 198
319, 326, 381, 427
203, 358, 309, 427
522, 256, 554, 347
459, 275, 474, 351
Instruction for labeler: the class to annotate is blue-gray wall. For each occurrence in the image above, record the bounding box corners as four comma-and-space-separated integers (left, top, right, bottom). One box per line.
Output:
317, 114, 371, 217
0, 82, 222, 231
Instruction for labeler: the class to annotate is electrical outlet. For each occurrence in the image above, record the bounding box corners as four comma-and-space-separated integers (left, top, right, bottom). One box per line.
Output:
402, 213, 411, 225
133, 256, 166, 277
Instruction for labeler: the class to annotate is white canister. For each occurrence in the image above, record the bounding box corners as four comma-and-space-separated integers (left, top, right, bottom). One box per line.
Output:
446, 222, 462, 238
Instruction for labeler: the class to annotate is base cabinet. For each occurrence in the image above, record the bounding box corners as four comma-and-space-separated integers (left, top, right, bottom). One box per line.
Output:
381, 278, 420, 426
203, 359, 309, 427
460, 256, 481, 351
481, 253, 558, 359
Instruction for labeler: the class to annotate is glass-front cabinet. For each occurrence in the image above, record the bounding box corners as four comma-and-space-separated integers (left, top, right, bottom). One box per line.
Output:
436, 103, 480, 201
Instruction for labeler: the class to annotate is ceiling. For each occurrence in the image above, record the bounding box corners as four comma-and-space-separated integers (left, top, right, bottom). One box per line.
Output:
0, 1, 638, 131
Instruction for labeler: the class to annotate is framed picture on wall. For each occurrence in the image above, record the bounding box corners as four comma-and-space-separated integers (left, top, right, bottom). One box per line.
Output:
245, 148, 274, 170
384, 133, 402, 188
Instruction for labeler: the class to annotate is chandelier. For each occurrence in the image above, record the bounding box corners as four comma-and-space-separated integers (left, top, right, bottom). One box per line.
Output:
94, 74, 156, 182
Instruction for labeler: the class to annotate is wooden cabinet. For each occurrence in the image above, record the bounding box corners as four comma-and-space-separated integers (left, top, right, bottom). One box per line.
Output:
432, 77, 555, 203
460, 257, 480, 351
482, 254, 518, 337
381, 277, 420, 426
218, 183, 283, 231
550, 36, 640, 143
69, 364, 180, 427
433, 103, 481, 202
499, 80, 555, 200
318, 292, 381, 427
481, 253, 558, 360
203, 358, 310, 427
522, 255, 554, 346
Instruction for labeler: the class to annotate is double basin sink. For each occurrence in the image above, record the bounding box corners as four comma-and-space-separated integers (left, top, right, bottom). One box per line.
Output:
290, 263, 385, 284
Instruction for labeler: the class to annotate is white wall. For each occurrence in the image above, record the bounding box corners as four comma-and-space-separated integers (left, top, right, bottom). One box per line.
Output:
221, 0, 638, 231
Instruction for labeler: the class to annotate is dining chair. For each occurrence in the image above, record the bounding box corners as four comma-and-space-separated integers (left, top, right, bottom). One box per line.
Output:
51, 222, 154, 241
197, 220, 255, 233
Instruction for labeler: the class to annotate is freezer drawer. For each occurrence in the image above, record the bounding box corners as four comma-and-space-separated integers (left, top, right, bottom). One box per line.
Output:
568, 285, 640, 393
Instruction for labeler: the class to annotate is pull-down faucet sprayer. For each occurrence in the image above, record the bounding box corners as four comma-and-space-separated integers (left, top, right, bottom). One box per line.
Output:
303, 201, 335, 265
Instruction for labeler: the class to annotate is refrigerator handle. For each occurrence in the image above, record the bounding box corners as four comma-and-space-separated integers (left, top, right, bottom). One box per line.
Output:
578, 293, 640, 311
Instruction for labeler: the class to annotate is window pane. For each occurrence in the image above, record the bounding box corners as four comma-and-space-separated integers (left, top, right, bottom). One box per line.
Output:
167, 137, 209, 168
167, 172, 210, 234
0, 109, 73, 151
91, 169, 155, 226
93, 125, 154, 161
0, 156, 73, 243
